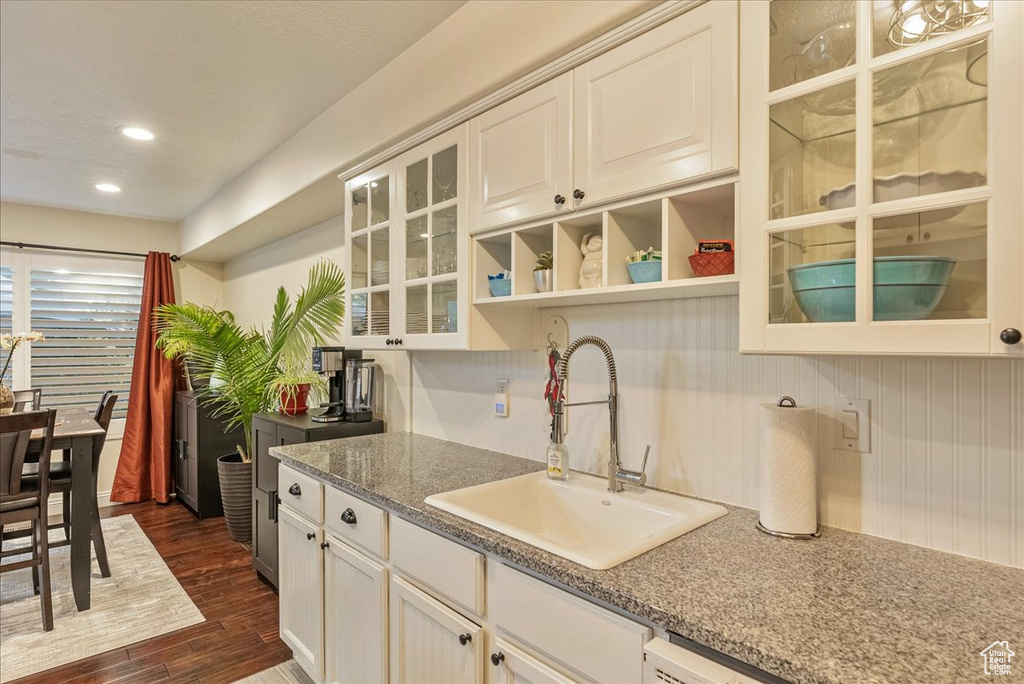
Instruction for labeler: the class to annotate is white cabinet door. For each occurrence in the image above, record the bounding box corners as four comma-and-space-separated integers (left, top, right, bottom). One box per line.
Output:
324, 536, 388, 684
573, 1, 737, 207
390, 575, 483, 684
469, 73, 574, 233
279, 506, 323, 682
489, 638, 579, 684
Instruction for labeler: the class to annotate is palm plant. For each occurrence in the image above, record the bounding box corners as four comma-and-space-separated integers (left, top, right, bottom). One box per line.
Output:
154, 260, 346, 461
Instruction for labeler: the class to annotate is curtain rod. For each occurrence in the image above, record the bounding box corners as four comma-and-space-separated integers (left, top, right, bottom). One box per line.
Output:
0, 241, 181, 262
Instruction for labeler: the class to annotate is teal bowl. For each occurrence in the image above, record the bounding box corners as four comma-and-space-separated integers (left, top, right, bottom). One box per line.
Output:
626, 261, 662, 284
788, 256, 956, 322
488, 279, 512, 297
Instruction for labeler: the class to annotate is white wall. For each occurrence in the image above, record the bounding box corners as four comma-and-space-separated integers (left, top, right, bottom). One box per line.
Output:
0, 201, 222, 502
181, 0, 657, 255
410, 297, 1024, 568
221, 219, 410, 431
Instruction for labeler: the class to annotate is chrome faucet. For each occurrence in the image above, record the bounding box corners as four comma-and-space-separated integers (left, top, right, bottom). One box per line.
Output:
552, 336, 648, 492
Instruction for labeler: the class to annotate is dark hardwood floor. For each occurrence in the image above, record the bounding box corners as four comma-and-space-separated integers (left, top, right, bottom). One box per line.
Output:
11, 501, 290, 684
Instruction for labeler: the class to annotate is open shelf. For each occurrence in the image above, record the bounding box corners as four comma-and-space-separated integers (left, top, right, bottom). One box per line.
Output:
473, 180, 738, 308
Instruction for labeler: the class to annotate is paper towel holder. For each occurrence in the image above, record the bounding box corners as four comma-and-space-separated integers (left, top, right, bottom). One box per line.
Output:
757, 395, 822, 540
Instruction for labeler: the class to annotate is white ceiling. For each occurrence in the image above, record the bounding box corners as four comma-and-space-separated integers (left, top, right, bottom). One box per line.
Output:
0, 0, 464, 221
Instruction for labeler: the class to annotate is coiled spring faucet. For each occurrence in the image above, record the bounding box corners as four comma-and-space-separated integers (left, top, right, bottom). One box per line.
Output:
552, 336, 648, 492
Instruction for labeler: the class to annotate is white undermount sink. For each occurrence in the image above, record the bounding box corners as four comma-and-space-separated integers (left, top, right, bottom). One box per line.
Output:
424, 470, 727, 570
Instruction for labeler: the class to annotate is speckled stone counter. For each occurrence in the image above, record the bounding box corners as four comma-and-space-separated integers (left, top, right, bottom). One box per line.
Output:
271, 432, 1024, 684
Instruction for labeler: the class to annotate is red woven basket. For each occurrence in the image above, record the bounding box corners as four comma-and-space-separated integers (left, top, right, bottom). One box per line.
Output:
688, 251, 735, 277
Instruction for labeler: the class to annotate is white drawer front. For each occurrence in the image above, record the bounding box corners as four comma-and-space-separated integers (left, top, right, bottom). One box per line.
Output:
491, 563, 650, 684
324, 485, 388, 560
389, 516, 485, 618
278, 463, 323, 524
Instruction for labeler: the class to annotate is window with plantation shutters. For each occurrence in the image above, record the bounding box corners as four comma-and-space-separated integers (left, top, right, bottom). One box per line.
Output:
0, 266, 13, 387
29, 266, 143, 419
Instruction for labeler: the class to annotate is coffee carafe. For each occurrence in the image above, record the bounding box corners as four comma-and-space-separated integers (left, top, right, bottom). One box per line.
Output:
344, 358, 377, 423
310, 346, 363, 423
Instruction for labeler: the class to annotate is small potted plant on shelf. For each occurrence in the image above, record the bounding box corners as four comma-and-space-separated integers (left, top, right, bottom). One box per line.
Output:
154, 260, 346, 542
271, 361, 326, 416
533, 250, 554, 293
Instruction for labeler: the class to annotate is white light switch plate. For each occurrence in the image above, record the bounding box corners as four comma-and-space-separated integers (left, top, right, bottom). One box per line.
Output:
834, 398, 870, 452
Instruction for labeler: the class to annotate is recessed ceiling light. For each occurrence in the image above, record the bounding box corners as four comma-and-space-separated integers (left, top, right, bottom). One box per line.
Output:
120, 126, 155, 141
95, 183, 121, 193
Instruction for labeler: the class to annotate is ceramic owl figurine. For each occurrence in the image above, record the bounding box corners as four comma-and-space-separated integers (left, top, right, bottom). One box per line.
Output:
578, 233, 603, 289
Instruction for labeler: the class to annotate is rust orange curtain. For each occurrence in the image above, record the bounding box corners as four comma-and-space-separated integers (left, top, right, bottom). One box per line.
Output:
110, 252, 181, 504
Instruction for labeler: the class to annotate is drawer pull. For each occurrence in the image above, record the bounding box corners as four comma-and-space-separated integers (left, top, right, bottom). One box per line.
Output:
458, 633, 472, 646
306, 532, 315, 541
288, 483, 302, 496
340, 508, 358, 525
490, 652, 505, 666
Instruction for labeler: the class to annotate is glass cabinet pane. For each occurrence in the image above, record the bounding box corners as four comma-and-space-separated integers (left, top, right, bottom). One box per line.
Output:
406, 285, 428, 334
770, 222, 857, 323
431, 206, 458, 276
872, 202, 985, 320
370, 228, 390, 286
770, 80, 856, 218
370, 292, 390, 336
351, 185, 368, 232
351, 234, 368, 289
370, 177, 389, 226
406, 215, 428, 280
873, 40, 987, 202
873, 0, 990, 57
770, 0, 855, 91
432, 146, 458, 204
407, 159, 428, 213
351, 293, 367, 337
432, 281, 458, 334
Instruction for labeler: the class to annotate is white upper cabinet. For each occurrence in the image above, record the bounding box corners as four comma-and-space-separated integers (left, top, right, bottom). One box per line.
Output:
469, 73, 574, 234
468, 2, 739, 234
738, 0, 1024, 356
573, 0, 738, 208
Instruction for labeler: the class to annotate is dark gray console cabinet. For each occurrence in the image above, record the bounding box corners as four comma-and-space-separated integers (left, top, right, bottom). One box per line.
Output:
173, 390, 245, 519
252, 412, 384, 587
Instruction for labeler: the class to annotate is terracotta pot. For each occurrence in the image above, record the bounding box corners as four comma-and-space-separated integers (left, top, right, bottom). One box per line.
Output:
279, 383, 310, 415
216, 453, 252, 542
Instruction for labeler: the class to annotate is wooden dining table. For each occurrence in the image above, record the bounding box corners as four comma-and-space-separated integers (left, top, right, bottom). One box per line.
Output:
29, 406, 105, 612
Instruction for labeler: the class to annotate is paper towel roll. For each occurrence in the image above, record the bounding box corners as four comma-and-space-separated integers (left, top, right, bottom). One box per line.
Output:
759, 400, 818, 537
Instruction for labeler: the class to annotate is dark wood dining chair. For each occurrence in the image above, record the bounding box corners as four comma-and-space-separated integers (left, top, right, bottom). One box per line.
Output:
0, 408, 56, 632
11, 388, 42, 412
23, 391, 117, 578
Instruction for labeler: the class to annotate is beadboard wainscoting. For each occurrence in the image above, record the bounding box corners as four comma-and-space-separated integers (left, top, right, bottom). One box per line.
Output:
410, 296, 1023, 568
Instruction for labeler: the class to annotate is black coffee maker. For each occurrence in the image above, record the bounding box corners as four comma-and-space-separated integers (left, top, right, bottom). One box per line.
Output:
310, 346, 363, 423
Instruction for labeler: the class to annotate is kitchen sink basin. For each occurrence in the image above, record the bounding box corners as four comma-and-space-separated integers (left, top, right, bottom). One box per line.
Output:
424, 470, 727, 570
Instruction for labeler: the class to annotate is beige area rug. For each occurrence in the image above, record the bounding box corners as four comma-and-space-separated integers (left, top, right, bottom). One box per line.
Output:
232, 660, 313, 684
0, 515, 204, 683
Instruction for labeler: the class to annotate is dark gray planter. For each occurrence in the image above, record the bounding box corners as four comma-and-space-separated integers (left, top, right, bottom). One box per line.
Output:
217, 453, 252, 542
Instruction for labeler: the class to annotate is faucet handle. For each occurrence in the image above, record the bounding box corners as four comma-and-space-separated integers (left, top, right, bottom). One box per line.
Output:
640, 445, 650, 473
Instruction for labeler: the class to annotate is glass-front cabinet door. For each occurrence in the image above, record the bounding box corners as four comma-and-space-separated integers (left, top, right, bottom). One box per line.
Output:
740, 0, 1023, 355
395, 125, 470, 349
345, 165, 395, 346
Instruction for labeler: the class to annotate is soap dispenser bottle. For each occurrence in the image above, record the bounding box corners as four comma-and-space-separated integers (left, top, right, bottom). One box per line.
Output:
546, 441, 569, 480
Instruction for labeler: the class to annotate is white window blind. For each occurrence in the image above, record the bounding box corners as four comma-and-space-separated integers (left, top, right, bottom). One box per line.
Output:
29, 265, 144, 419
0, 265, 13, 387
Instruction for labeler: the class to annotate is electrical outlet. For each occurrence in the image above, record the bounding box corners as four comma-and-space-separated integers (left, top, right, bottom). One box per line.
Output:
495, 378, 510, 417
496, 378, 509, 395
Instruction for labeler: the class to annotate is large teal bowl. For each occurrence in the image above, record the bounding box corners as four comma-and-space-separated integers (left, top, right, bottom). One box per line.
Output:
787, 256, 956, 322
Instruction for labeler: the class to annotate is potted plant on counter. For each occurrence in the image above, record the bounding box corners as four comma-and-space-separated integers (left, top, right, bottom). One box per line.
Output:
271, 361, 327, 416
154, 260, 346, 541
533, 250, 554, 293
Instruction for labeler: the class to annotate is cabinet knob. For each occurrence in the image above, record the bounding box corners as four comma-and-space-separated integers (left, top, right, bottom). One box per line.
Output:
490, 652, 505, 666
458, 632, 472, 646
396, 338, 403, 346
386, 338, 394, 346
320, 541, 329, 550
573, 188, 585, 200
554, 194, 566, 205
288, 483, 302, 496
341, 508, 358, 525
306, 532, 315, 541
1000, 328, 1022, 345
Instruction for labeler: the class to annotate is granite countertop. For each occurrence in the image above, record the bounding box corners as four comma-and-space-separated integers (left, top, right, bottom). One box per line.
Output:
271, 432, 1024, 684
